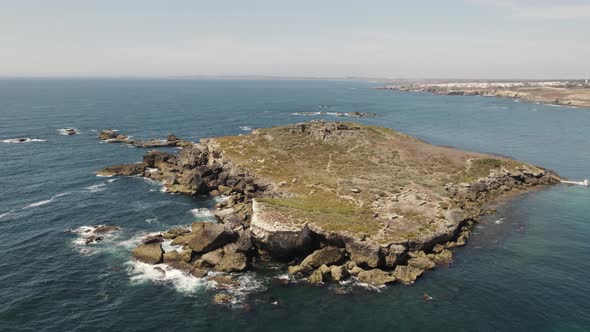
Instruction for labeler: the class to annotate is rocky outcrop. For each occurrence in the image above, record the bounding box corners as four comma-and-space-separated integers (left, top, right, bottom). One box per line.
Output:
188, 223, 237, 254
97, 129, 191, 148
132, 243, 164, 264
100, 122, 560, 289
96, 163, 146, 177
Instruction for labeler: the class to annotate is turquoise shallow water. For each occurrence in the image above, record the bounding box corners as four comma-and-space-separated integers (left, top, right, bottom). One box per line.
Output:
0, 79, 589, 331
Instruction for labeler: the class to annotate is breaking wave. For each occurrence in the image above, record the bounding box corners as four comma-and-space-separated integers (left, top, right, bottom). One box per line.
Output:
85, 183, 107, 193
239, 126, 253, 131
23, 192, 69, 209
190, 208, 214, 219
2, 138, 47, 143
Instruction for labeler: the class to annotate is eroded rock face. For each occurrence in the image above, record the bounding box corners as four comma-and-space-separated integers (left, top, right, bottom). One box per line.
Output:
345, 240, 383, 269
250, 200, 315, 259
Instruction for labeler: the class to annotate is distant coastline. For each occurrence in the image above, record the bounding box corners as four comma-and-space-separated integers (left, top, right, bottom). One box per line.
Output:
378, 80, 590, 109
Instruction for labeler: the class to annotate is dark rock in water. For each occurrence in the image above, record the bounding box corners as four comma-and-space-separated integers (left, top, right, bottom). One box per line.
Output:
97, 129, 128, 142
188, 222, 236, 254
213, 293, 232, 305
208, 275, 239, 288
93, 225, 120, 234
153, 267, 166, 276
85, 235, 103, 244
190, 268, 208, 278
96, 163, 146, 177
132, 243, 164, 264
300, 247, 345, 269
142, 234, 163, 244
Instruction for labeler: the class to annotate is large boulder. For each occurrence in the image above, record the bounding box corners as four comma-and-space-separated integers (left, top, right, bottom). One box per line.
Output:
132, 243, 164, 264
301, 247, 345, 269
201, 248, 225, 266
288, 264, 313, 278
329, 265, 350, 282
97, 129, 127, 142
188, 222, 236, 254
356, 269, 396, 286
393, 265, 424, 284
408, 256, 435, 271
345, 239, 383, 268
215, 251, 248, 272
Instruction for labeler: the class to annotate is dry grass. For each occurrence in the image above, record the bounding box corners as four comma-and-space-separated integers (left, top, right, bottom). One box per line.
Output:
213, 122, 528, 241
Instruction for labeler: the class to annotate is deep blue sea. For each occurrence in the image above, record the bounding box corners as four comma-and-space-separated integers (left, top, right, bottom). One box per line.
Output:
1, 79, 589, 331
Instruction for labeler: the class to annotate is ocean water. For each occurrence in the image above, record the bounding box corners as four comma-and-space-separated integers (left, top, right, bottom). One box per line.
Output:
1, 79, 589, 331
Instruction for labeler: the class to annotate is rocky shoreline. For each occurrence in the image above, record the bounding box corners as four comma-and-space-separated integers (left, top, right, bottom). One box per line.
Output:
97, 121, 560, 291
379, 83, 590, 109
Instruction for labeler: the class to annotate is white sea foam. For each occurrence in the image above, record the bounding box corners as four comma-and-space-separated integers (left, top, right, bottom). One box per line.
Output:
495, 217, 504, 224
0, 212, 10, 220
96, 174, 113, 178
213, 195, 230, 203
145, 217, 159, 224
2, 138, 47, 143
190, 208, 214, 219
239, 126, 253, 131
69, 225, 121, 255
127, 261, 207, 294
107, 178, 117, 183
85, 183, 107, 193
23, 192, 69, 209
161, 239, 183, 253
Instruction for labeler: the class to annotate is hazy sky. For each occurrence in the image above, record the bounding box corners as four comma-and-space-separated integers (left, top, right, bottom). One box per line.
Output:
1, 0, 589, 78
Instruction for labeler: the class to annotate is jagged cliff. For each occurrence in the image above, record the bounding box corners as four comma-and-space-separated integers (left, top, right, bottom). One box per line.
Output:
98, 121, 560, 286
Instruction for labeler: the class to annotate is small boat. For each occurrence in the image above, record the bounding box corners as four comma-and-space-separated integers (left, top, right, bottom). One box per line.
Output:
560, 179, 590, 187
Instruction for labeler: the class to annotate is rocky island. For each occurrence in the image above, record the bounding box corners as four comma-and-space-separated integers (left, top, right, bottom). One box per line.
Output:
380, 81, 590, 108
97, 129, 193, 148
97, 121, 560, 288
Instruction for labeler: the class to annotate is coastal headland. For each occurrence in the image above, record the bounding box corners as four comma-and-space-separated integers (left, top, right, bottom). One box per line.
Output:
379, 80, 590, 108
97, 121, 560, 293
